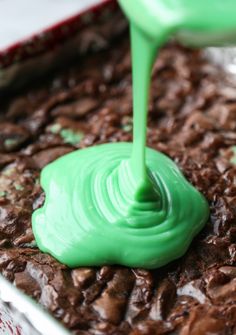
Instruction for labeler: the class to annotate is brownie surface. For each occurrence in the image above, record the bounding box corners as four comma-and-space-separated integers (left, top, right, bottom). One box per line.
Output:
0, 33, 236, 335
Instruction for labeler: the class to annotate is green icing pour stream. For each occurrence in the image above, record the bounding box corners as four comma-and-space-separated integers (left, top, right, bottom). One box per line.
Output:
32, 0, 236, 269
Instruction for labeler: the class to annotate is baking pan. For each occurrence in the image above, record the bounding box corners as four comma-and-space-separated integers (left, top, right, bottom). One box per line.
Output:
1, 1, 234, 334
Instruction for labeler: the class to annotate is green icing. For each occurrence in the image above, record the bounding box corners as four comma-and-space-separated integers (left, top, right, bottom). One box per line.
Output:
32, 142, 208, 268
4, 138, 19, 150
49, 123, 83, 145
34, 0, 236, 269
60, 129, 83, 145
231, 146, 236, 165
0, 191, 6, 197
49, 123, 62, 134
122, 124, 132, 133
15, 184, 24, 191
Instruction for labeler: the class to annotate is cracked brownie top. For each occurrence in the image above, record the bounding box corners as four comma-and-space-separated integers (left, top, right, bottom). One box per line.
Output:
0, 34, 236, 334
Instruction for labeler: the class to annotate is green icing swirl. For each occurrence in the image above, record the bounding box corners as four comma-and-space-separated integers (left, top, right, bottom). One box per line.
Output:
32, 143, 208, 269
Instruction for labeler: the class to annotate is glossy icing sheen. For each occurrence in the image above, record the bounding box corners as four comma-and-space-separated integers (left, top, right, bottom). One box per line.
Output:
32, 143, 208, 268
32, 0, 227, 268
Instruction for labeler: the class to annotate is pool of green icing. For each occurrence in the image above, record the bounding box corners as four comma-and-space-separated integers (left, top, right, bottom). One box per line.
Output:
32, 143, 209, 268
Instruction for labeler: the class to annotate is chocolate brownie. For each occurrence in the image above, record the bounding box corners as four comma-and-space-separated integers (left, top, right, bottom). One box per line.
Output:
0, 33, 236, 335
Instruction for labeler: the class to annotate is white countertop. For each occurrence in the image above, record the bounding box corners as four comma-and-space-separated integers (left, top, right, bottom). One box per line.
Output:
0, 0, 103, 50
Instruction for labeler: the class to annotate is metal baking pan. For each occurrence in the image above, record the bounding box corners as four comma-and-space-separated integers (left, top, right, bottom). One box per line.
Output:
2, 2, 235, 334
0, 1, 125, 334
